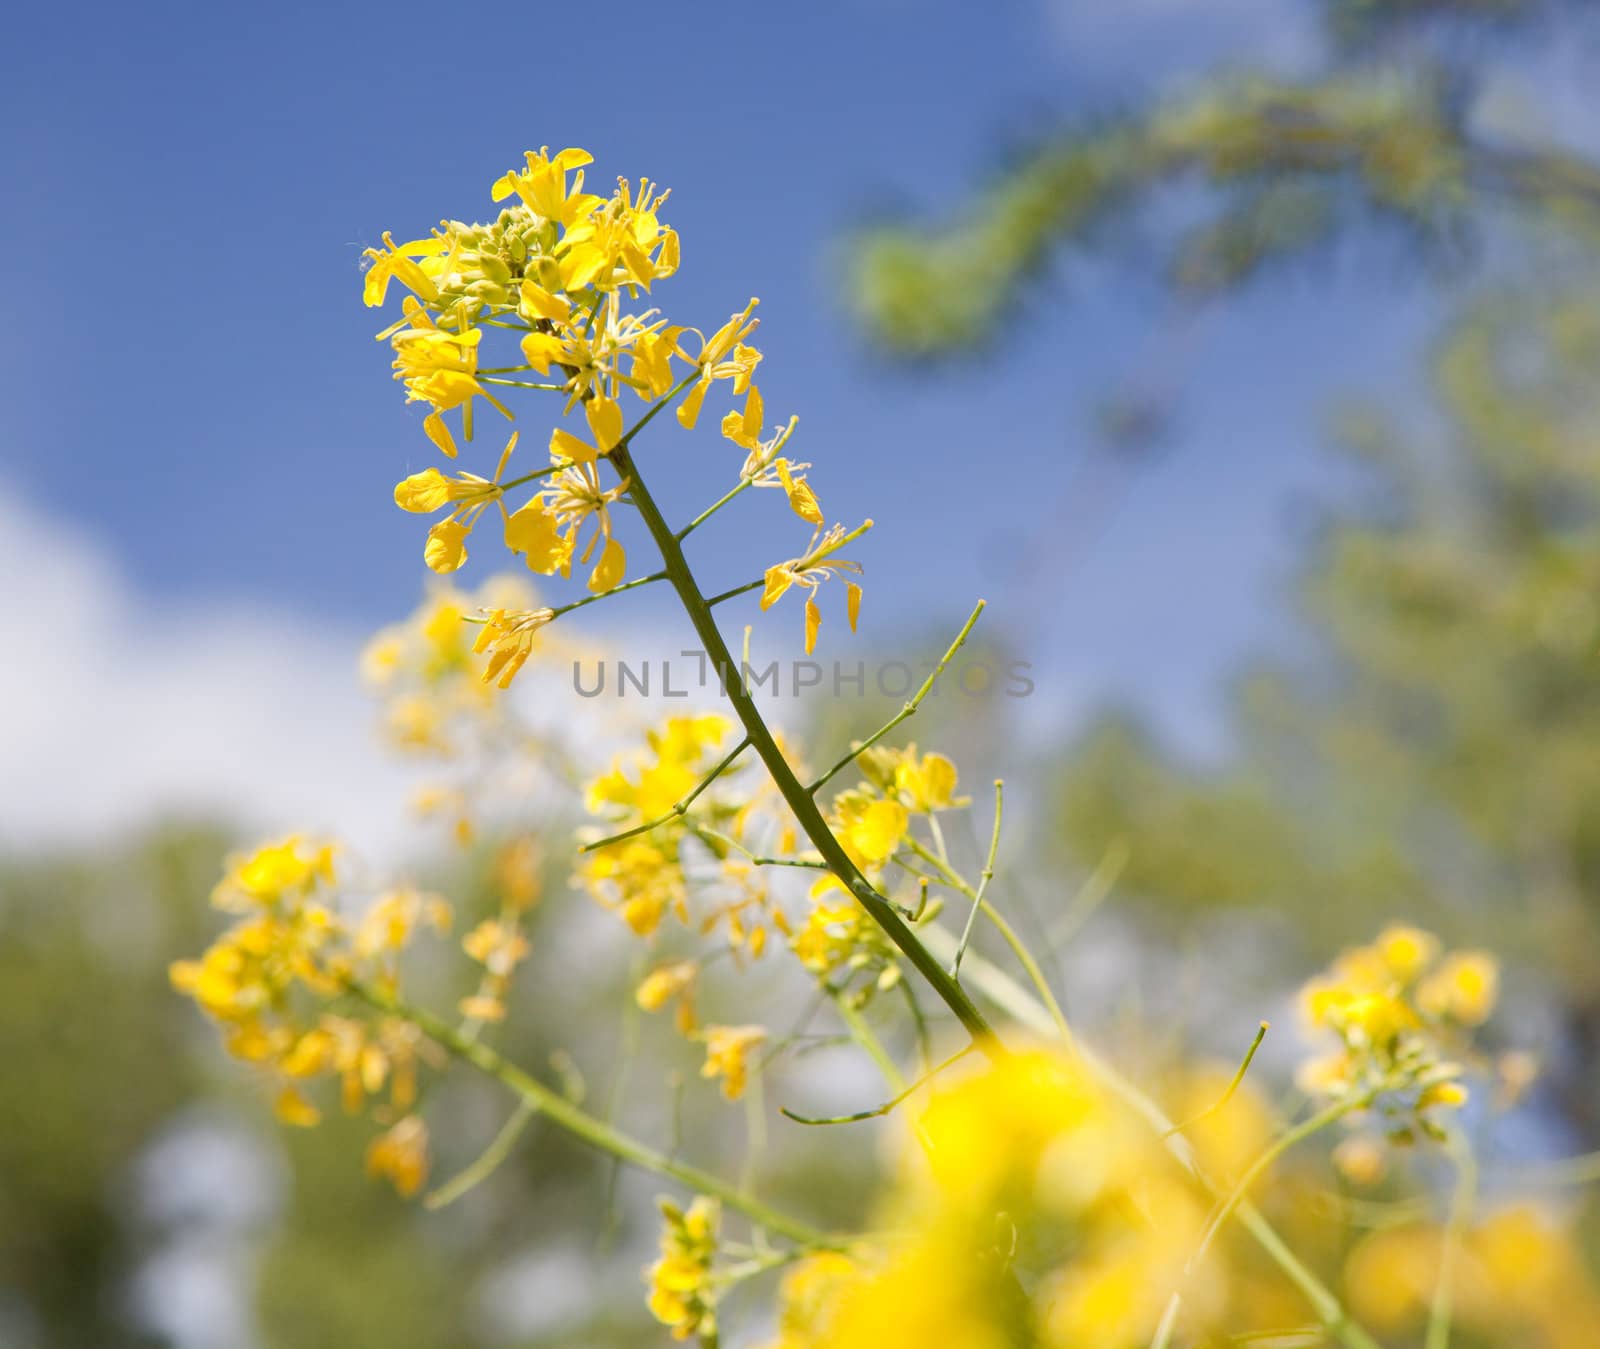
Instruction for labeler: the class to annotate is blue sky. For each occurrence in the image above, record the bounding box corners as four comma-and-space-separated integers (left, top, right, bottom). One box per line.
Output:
4, 0, 1593, 809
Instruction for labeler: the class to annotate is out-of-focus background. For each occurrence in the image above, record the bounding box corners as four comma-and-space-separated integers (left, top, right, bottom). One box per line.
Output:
7, 0, 1600, 1344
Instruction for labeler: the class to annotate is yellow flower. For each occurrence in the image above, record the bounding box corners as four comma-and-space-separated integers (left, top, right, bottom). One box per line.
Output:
677, 299, 761, 429
1417, 950, 1499, 1025
361, 232, 444, 308
763, 1253, 860, 1349
892, 749, 962, 812
504, 459, 630, 593
470, 605, 556, 688
393, 432, 522, 574
699, 1024, 767, 1100
630, 324, 685, 399
760, 522, 867, 655
462, 918, 530, 976
354, 888, 452, 961
389, 306, 510, 442
646, 1197, 720, 1341
211, 835, 335, 912
720, 383, 764, 450
1296, 925, 1501, 1132
548, 174, 678, 294
790, 891, 886, 980
636, 959, 697, 1011
1375, 923, 1439, 981
550, 393, 625, 465
636, 959, 698, 1034
490, 146, 602, 227
365, 1115, 430, 1198
840, 796, 909, 866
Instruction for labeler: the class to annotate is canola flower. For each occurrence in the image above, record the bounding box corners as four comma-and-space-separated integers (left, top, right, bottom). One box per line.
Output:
1297, 923, 1498, 1144
167, 142, 1600, 1349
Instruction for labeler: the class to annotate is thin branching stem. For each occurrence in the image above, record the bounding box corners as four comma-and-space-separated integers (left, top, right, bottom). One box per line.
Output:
423, 1100, 535, 1209
1193, 1091, 1380, 1267
351, 980, 839, 1248
679, 477, 756, 540
781, 1044, 974, 1126
690, 824, 828, 870
548, 569, 668, 619
807, 601, 986, 795
899, 836, 1071, 1046
581, 737, 751, 852
1426, 1132, 1478, 1349
953, 780, 1004, 975
1161, 1021, 1270, 1139
608, 440, 1005, 1057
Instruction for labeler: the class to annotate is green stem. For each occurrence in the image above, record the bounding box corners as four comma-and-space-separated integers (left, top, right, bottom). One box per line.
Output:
707, 577, 765, 607
690, 825, 827, 870
833, 990, 906, 1092
550, 569, 668, 618
608, 442, 1004, 1058
423, 1100, 534, 1210
1162, 1021, 1269, 1140
499, 463, 565, 493
807, 601, 986, 795
679, 477, 756, 540
580, 737, 751, 852
900, 837, 1072, 1047
1425, 1133, 1477, 1349
1193, 1090, 1378, 1267
953, 781, 1004, 975
351, 980, 837, 1248
781, 1045, 973, 1126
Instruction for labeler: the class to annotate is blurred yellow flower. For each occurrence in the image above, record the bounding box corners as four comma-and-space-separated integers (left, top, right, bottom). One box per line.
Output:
699, 1024, 767, 1100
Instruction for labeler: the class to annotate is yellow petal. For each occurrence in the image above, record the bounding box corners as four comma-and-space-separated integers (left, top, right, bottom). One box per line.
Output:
394, 468, 453, 513
759, 565, 792, 611
550, 426, 598, 464
518, 280, 570, 324
847, 799, 909, 865
585, 396, 624, 452
846, 581, 862, 632
504, 501, 572, 575
275, 1086, 321, 1128
775, 458, 824, 525
589, 536, 626, 593
424, 519, 470, 573
804, 595, 821, 654
520, 331, 567, 374
422, 412, 456, 460
676, 377, 709, 429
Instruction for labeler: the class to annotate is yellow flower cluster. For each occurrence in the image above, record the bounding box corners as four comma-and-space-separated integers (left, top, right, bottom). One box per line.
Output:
1297, 923, 1498, 1141
366, 146, 866, 657
785, 744, 963, 985
772, 1049, 1213, 1348
1347, 1206, 1600, 1346
697, 1023, 768, 1101
362, 577, 554, 751
579, 714, 749, 936
646, 1196, 722, 1341
169, 837, 443, 1141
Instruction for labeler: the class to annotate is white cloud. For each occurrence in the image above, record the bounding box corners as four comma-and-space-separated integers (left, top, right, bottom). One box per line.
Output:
0, 490, 744, 859
0, 489, 418, 855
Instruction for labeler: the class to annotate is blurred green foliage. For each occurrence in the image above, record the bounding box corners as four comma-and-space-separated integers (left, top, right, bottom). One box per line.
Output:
848, 1, 1600, 356
0, 819, 890, 1346
1053, 290, 1600, 1110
